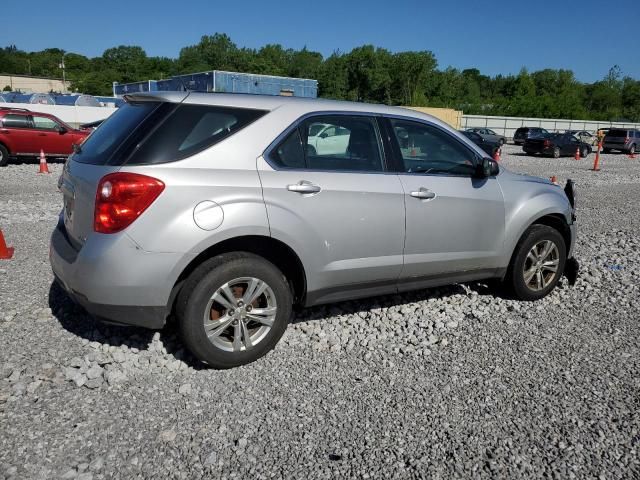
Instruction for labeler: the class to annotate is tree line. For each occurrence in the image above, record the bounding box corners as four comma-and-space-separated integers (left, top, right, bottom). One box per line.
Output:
1, 34, 639, 122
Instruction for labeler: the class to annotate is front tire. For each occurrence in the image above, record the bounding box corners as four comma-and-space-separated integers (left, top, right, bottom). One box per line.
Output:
629, 144, 636, 155
176, 253, 292, 369
506, 225, 566, 301
552, 147, 560, 158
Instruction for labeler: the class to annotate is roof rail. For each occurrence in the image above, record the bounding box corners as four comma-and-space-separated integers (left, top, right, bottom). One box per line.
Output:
0, 107, 31, 112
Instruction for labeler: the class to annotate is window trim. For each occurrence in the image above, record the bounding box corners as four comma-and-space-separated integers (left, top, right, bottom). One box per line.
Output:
381, 116, 483, 178
264, 111, 392, 174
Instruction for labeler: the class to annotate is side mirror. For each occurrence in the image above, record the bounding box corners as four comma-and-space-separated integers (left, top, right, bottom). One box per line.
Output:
319, 132, 328, 139
57, 125, 67, 134
479, 157, 499, 177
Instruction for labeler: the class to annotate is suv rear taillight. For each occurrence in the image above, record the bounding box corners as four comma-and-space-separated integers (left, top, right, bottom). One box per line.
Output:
94, 172, 164, 234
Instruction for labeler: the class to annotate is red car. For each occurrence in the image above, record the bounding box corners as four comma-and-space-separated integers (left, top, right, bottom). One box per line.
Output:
0, 107, 90, 166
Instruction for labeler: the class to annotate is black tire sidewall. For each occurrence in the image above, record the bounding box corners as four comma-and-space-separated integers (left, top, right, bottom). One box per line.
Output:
509, 225, 567, 301
581, 147, 589, 158
553, 147, 560, 158
177, 253, 292, 369
0, 145, 8, 167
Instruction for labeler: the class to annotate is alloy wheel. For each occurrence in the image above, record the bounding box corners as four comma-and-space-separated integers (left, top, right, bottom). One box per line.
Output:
523, 240, 560, 291
203, 277, 277, 352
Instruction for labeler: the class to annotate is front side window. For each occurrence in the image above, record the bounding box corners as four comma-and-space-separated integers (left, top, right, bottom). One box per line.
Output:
2, 114, 30, 129
32, 115, 59, 130
390, 119, 476, 176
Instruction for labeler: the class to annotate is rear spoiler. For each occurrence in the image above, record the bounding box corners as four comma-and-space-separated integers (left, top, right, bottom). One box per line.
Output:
123, 92, 189, 104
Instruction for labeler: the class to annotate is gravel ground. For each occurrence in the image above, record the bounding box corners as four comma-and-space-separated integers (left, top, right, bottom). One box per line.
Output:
0, 147, 639, 479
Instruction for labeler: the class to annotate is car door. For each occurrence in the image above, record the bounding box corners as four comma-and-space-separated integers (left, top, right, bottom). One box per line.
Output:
565, 135, 580, 155
30, 114, 73, 155
258, 114, 406, 304
0, 113, 35, 154
383, 117, 505, 286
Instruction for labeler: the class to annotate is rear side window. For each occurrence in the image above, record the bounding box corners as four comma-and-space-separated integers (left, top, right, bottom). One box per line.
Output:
271, 129, 306, 168
73, 102, 266, 166
127, 104, 266, 165
2, 114, 30, 129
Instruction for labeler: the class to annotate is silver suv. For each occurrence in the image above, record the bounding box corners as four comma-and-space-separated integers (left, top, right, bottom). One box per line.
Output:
50, 92, 578, 368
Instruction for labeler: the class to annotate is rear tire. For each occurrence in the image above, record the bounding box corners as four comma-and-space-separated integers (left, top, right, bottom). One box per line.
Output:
505, 225, 566, 301
629, 144, 636, 155
580, 146, 589, 158
552, 147, 560, 158
176, 252, 292, 369
0, 144, 9, 167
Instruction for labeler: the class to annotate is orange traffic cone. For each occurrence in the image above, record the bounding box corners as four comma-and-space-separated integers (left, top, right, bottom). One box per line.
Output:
574, 147, 580, 161
38, 149, 50, 174
493, 148, 501, 162
0, 229, 14, 260
550, 175, 558, 184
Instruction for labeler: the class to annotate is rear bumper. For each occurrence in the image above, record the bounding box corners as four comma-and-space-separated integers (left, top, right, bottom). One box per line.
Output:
523, 146, 552, 155
49, 219, 183, 329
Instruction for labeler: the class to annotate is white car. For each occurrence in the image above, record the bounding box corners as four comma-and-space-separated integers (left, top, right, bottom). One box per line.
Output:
306, 122, 351, 155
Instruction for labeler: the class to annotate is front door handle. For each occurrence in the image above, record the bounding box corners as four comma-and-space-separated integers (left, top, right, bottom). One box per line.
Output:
410, 188, 436, 200
287, 182, 321, 194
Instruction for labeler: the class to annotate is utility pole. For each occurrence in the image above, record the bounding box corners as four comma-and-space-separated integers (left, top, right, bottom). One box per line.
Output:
59, 53, 67, 93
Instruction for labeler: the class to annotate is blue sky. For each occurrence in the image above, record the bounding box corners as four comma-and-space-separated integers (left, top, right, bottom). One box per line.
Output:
2, 0, 638, 82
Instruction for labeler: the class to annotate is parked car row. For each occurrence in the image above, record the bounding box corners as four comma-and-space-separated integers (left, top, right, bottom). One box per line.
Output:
0, 107, 91, 166
464, 124, 639, 158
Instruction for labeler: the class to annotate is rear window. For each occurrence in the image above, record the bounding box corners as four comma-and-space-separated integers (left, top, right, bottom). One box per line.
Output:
607, 129, 628, 138
73, 102, 266, 165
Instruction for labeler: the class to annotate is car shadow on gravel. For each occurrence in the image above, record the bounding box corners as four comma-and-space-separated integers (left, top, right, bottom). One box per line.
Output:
48, 279, 504, 366
48, 281, 206, 370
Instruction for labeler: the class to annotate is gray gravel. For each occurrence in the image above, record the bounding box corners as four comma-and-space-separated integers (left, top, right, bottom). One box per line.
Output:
1, 148, 639, 479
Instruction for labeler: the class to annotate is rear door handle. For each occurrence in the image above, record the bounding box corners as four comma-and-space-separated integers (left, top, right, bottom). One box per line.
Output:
287, 182, 321, 194
410, 188, 436, 200
38, 133, 47, 136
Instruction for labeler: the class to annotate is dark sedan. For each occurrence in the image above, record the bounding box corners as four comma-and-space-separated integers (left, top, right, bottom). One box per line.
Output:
465, 127, 506, 146
523, 133, 592, 158
460, 130, 500, 156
